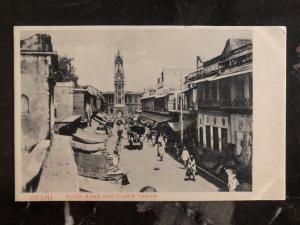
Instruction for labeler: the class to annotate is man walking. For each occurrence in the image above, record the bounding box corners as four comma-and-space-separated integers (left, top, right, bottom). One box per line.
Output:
187, 155, 196, 181
157, 142, 165, 161
181, 147, 190, 169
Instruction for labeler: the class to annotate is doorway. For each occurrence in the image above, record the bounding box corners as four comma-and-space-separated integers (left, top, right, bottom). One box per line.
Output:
205, 126, 211, 149
199, 127, 203, 147
221, 128, 228, 150
213, 127, 219, 151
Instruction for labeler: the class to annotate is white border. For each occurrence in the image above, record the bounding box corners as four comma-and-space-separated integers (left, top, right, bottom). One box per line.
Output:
14, 26, 286, 201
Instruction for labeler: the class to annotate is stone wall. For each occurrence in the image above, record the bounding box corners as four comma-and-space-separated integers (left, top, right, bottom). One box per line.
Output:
20, 34, 56, 151
54, 82, 74, 121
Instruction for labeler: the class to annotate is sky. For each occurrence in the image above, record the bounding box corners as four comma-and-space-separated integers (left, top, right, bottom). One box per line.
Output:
20, 27, 251, 92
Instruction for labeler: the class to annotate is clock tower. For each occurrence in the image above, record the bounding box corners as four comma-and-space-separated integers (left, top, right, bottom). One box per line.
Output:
113, 50, 127, 117
114, 50, 125, 105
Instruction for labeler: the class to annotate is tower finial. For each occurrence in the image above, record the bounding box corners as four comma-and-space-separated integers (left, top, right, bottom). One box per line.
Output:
117, 42, 120, 56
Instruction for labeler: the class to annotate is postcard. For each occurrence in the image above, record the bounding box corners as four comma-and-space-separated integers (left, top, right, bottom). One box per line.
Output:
14, 26, 285, 201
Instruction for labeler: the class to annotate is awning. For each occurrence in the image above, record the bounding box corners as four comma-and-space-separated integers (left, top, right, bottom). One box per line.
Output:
190, 75, 218, 84
94, 113, 108, 122
135, 109, 143, 113
146, 120, 154, 127
155, 93, 169, 99
168, 119, 195, 132
141, 112, 174, 123
211, 69, 252, 81
141, 95, 155, 100
140, 118, 150, 124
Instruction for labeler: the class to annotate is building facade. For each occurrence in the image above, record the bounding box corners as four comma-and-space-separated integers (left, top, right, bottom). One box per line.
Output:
140, 68, 193, 135
185, 39, 253, 165
20, 34, 58, 151
102, 51, 142, 117
141, 39, 253, 166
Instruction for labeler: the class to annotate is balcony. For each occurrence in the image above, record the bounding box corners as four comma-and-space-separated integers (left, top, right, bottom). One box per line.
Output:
198, 98, 252, 111
220, 98, 252, 109
198, 99, 220, 108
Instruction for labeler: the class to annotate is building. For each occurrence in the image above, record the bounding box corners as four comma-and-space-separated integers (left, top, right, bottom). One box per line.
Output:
141, 68, 193, 133
54, 82, 74, 121
184, 38, 252, 166
72, 85, 104, 119
20, 34, 58, 151
102, 51, 142, 117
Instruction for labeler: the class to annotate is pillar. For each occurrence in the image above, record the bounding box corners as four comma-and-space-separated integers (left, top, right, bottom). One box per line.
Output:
210, 126, 214, 150
203, 123, 206, 147
197, 115, 200, 145
218, 127, 222, 152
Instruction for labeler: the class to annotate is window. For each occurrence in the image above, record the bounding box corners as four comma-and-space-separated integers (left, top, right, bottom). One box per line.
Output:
211, 81, 218, 102
236, 76, 245, 100
219, 78, 231, 101
21, 94, 29, 114
204, 83, 210, 103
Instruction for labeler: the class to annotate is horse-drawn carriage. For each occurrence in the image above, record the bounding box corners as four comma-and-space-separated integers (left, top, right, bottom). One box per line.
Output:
127, 125, 145, 150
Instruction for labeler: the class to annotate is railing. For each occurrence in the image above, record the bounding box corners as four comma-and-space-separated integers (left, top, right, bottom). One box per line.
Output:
198, 98, 252, 109
220, 98, 252, 109
142, 106, 154, 111
198, 99, 220, 107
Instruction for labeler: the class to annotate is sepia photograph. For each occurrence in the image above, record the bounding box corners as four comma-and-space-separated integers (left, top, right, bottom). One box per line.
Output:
14, 26, 285, 201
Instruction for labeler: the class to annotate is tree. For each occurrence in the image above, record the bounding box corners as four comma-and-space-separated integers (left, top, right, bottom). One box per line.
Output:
55, 55, 79, 87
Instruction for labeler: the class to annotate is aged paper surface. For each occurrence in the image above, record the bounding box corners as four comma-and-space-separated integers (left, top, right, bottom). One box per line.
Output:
14, 26, 285, 201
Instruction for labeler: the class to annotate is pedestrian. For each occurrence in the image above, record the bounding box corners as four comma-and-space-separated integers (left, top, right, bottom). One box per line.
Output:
225, 167, 239, 191
117, 127, 123, 140
113, 149, 120, 166
174, 142, 180, 159
152, 132, 157, 147
116, 137, 122, 154
186, 155, 196, 181
181, 147, 190, 169
157, 142, 165, 161
85, 102, 93, 127
158, 133, 165, 150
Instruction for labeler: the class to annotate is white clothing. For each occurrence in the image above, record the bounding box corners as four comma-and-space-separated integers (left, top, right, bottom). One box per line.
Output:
181, 150, 190, 161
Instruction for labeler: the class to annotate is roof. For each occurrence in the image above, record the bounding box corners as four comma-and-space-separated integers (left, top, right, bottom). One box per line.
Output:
221, 39, 252, 57
155, 93, 170, 99
102, 91, 114, 95
73, 86, 105, 100
21, 34, 53, 52
168, 119, 195, 132
200, 39, 251, 66
125, 91, 143, 95
101, 91, 143, 95
141, 95, 155, 100
141, 112, 174, 123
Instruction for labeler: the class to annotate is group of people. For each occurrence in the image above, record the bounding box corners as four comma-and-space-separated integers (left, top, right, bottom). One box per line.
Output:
148, 131, 197, 181
181, 147, 197, 181
112, 118, 125, 167
146, 131, 167, 161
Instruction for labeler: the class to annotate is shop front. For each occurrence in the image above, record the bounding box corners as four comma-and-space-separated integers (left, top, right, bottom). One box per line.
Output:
197, 111, 231, 152
230, 113, 252, 166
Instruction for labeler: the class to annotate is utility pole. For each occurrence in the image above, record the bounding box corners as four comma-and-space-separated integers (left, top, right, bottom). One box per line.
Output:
180, 73, 183, 144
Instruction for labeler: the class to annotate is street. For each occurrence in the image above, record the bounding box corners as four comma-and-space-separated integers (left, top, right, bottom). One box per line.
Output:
37, 126, 218, 193
107, 126, 218, 192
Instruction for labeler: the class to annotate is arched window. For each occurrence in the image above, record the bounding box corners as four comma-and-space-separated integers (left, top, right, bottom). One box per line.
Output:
21, 94, 29, 114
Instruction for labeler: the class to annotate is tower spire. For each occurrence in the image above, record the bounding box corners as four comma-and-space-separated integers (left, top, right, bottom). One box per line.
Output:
117, 42, 120, 56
